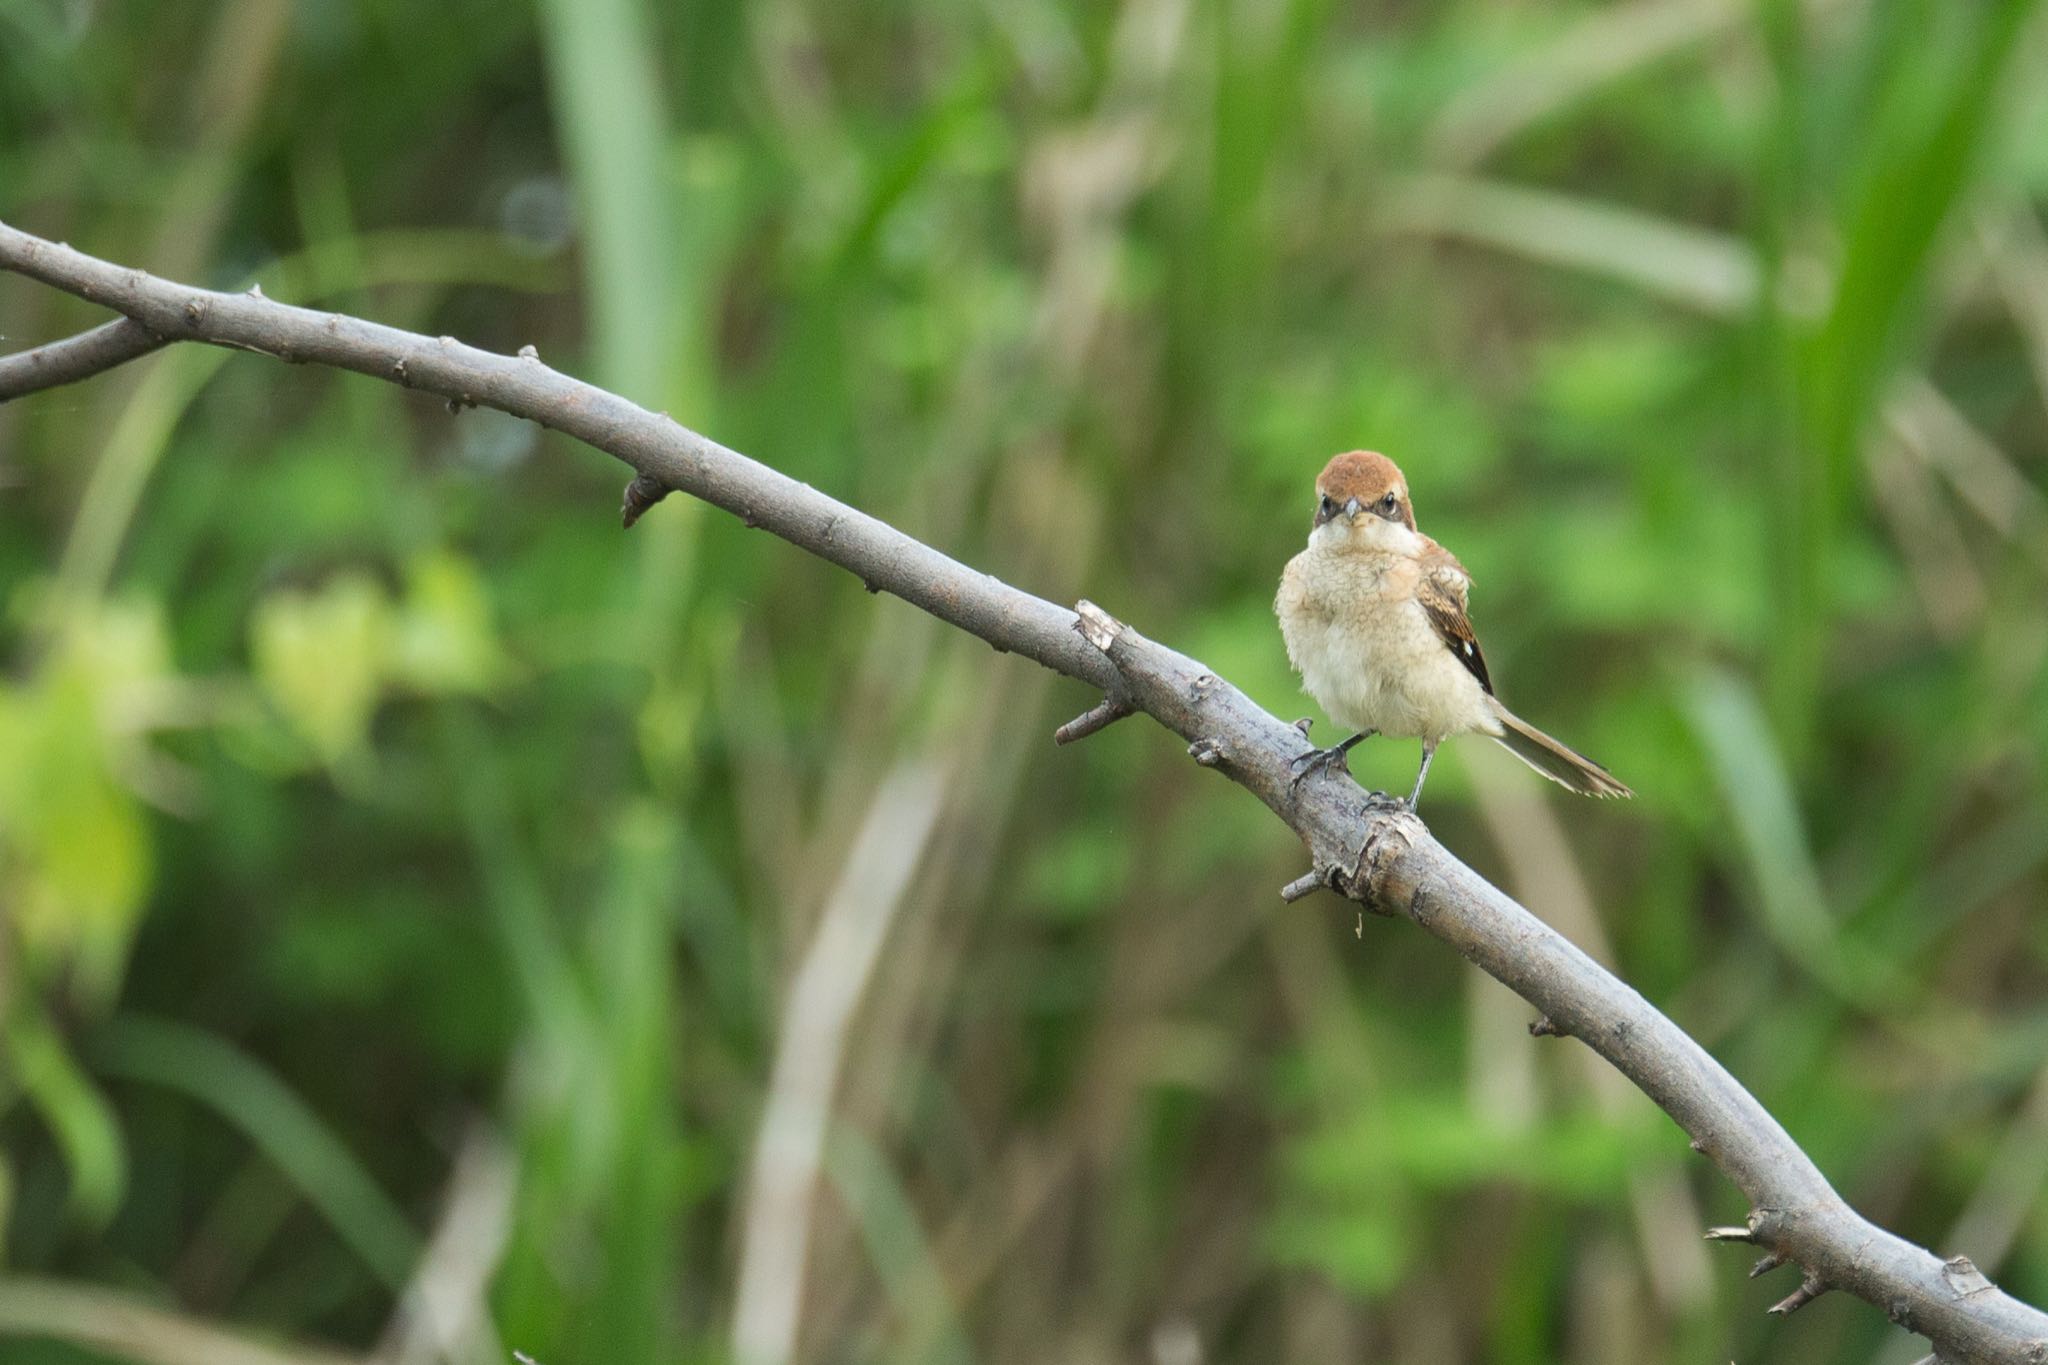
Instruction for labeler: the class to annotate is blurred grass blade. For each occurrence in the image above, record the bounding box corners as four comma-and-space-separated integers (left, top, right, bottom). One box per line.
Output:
54, 346, 235, 611
581, 804, 688, 1365
94, 1015, 419, 1290
379, 1125, 517, 1365
1428, 0, 1748, 168
1681, 667, 1861, 994
1383, 174, 1766, 316
439, 706, 589, 1048
732, 761, 947, 1365
825, 1125, 974, 1365
533, 0, 681, 408
534, 0, 705, 674
1802, 0, 2043, 500
3, 1001, 126, 1227
0, 1274, 362, 1365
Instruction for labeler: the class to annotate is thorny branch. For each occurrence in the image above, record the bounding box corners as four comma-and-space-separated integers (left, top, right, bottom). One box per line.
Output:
3, 219, 2044, 1365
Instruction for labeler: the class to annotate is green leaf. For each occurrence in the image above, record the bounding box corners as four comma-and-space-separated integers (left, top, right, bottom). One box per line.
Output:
391, 551, 510, 695
250, 572, 394, 765
0, 651, 153, 1001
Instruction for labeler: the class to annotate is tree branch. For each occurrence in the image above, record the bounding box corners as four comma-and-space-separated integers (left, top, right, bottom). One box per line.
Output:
3, 218, 2042, 1365
0, 316, 165, 403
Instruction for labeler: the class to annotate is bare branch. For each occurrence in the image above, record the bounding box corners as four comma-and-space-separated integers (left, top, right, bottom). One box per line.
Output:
4, 218, 2045, 1365
0, 316, 164, 403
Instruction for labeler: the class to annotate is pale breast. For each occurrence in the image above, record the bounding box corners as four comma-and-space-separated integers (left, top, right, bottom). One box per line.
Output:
1276, 548, 1496, 741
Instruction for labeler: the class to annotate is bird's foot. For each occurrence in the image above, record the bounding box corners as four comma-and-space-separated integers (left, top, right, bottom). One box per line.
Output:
1289, 744, 1353, 792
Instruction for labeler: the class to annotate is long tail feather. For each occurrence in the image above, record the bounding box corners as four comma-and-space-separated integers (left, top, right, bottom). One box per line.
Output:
1488, 701, 1633, 799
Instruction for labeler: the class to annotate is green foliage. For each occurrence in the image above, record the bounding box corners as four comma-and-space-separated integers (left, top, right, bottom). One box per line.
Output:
3, 1, 2048, 1363
1271, 1095, 1658, 1295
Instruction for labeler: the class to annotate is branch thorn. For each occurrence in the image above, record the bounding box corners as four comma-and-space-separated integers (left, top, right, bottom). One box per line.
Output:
621, 473, 669, 528
1769, 1273, 1828, 1317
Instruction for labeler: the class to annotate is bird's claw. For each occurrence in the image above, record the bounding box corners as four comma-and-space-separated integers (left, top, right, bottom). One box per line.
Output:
1289, 744, 1353, 791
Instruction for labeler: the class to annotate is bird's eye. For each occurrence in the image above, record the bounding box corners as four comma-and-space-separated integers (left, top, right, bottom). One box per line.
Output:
1319, 494, 1336, 514
1381, 492, 1399, 512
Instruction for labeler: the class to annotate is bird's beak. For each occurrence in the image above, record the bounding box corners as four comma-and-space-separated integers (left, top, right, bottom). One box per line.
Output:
1344, 497, 1361, 518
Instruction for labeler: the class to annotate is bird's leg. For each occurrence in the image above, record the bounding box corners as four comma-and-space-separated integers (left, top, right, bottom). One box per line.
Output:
1289, 729, 1374, 790
1405, 740, 1438, 810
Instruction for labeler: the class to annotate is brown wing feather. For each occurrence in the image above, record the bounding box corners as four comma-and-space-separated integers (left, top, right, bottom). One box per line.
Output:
1417, 540, 1492, 695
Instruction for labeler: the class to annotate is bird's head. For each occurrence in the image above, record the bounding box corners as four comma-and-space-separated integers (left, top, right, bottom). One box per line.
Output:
1310, 450, 1416, 548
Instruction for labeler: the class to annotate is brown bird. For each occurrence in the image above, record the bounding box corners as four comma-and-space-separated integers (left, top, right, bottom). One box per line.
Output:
1274, 450, 1631, 809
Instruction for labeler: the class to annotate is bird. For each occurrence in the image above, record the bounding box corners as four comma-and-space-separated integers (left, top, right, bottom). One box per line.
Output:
1274, 450, 1631, 809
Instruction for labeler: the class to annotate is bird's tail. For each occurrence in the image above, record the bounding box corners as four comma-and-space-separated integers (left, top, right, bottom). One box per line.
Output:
1487, 700, 1633, 799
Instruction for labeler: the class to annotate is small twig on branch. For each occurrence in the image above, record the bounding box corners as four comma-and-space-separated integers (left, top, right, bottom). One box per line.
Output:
1278, 870, 1328, 903
3, 218, 2045, 1365
1770, 1271, 1829, 1317
1053, 696, 1134, 745
0, 316, 165, 403
1704, 1224, 1763, 1245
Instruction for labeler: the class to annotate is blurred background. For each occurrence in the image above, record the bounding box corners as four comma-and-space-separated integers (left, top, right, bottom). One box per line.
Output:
3, 1, 2047, 1362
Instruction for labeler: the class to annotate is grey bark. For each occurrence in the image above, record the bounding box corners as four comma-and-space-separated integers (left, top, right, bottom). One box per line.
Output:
0, 315, 164, 403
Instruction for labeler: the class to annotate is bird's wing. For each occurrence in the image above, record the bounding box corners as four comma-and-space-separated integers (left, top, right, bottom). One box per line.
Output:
1416, 539, 1492, 694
